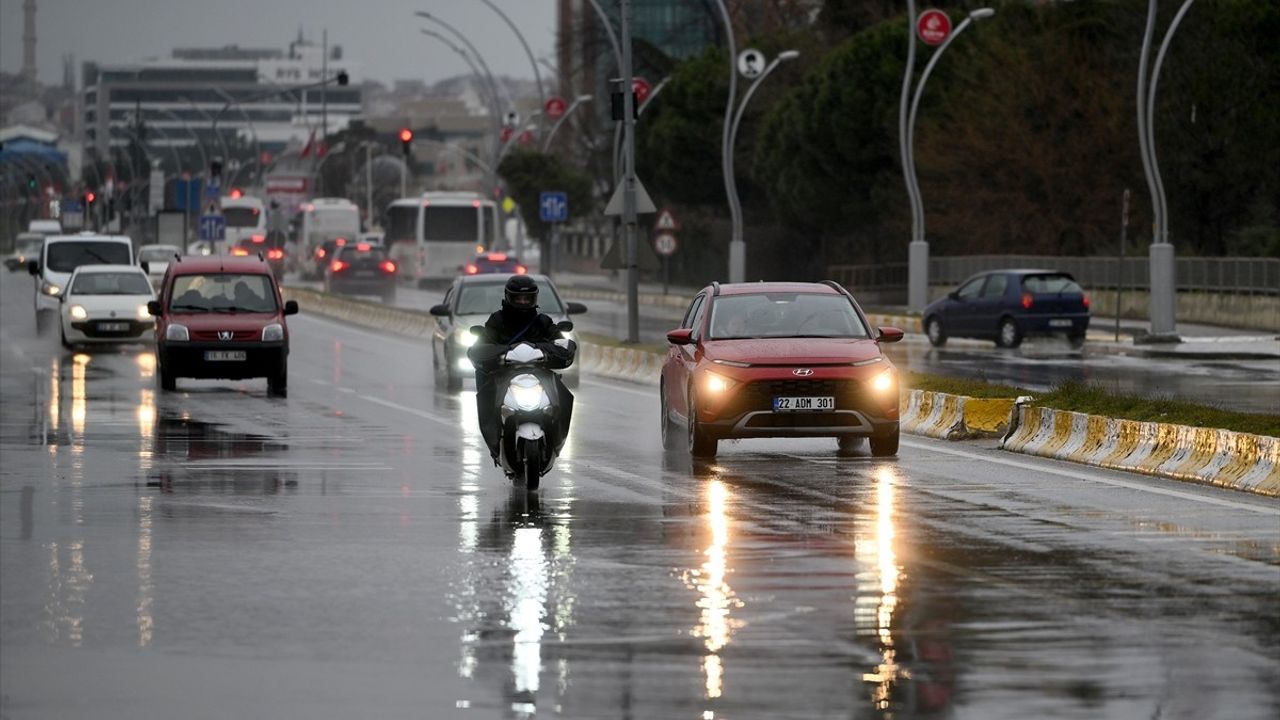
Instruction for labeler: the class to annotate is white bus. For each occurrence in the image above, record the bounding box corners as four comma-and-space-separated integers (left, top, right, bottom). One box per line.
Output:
385, 192, 500, 285
296, 197, 361, 279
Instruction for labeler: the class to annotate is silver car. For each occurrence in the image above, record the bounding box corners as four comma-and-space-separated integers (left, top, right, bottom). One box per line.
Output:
429, 274, 586, 391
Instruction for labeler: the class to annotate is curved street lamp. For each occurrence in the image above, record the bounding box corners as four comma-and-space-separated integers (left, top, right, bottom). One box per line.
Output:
726, 50, 799, 282
903, 6, 995, 311
543, 94, 595, 151
419, 27, 504, 171
475, 0, 547, 138
709, 0, 743, 282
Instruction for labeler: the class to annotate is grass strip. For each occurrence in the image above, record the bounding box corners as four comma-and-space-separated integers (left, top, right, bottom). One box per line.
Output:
903, 371, 1280, 437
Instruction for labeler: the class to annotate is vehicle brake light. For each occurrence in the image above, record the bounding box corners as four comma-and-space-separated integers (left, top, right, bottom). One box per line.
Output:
231, 247, 249, 256
515, 265, 527, 275
471, 200, 481, 208
251, 234, 265, 244
357, 242, 371, 251
1021, 293, 1034, 310
488, 252, 507, 261
380, 260, 397, 273
465, 264, 478, 275
336, 237, 347, 246
1082, 294, 1090, 309
330, 260, 348, 273
316, 247, 327, 259
267, 248, 284, 260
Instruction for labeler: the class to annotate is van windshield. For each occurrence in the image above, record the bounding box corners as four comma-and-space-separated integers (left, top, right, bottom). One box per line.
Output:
46, 241, 131, 272
169, 274, 278, 313
224, 207, 262, 228
423, 206, 478, 242
386, 205, 418, 245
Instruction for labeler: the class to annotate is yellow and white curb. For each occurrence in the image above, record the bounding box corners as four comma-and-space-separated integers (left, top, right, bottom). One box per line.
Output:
577, 344, 663, 385
899, 390, 1014, 439
1001, 404, 1280, 497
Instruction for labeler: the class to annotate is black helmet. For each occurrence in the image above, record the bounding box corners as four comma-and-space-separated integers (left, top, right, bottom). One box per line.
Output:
503, 275, 538, 309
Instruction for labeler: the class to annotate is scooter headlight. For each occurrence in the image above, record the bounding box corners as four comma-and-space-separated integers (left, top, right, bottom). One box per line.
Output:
506, 374, 550, 411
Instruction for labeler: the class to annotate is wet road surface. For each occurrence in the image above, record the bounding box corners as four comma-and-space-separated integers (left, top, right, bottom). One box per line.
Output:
2, 273, 1279, 719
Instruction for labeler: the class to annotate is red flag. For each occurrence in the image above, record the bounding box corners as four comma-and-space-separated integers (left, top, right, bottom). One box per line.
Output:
300, 129, 316, 158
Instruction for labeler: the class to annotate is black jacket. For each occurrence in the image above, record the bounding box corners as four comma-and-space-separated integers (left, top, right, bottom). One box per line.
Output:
467, 308, 576, 372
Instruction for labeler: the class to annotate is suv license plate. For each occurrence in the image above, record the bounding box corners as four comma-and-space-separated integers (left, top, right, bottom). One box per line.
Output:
1049, 319, 1073, 328
773, 396, 835, 412
204, 351, 247, 362
97, 322, 129, 332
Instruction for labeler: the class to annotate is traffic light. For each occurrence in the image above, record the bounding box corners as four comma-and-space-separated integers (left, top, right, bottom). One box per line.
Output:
336, 70, 349, 86
229, 188, 243, 199
85, 191, 96, 205
210, 159, 223, 181
399, 128, 413, 158
26, 173, 37, 191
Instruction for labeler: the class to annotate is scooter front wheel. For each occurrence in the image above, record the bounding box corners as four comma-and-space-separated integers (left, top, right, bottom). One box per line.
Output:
522, 458, 541, 491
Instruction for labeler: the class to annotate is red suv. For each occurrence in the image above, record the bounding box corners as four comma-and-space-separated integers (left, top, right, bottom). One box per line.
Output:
148, 255, 298, 396
661, 281, 903, 459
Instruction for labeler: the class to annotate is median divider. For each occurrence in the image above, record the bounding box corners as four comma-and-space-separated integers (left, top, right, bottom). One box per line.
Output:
899, 390, 1014, 439
1001, 404, 1280, 497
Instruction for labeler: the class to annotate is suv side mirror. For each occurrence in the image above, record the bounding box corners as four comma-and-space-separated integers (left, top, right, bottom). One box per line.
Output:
146, 300, 162, 317
566, 301, 588, 315
429, 304, 452, 317
667, 328, 694, 346
284, 300, 299, 316
877, 326, 904, 344
27, 260, 39, 276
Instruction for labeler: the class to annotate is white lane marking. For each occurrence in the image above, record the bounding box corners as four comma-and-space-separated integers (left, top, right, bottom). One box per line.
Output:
352, 392, 455, 429
893, 438, 1280, 516
580, 377, 656, 399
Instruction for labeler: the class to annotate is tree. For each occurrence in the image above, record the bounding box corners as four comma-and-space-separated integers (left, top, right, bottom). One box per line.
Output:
498, 150, 593, 241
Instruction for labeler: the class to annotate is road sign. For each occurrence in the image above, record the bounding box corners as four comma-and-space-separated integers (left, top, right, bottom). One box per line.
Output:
502, 196, 517, 214
654, 232, 678, 257
603, 176, 657, 216
632, 77, 651, 105
500, 126, 514, 143
545, 96, 568, 119
654, 209, 680, 232
917, 9, 951, 46
518, 129, 534, 145
539, 191, 569, 223
737, 48, 766, 79
198, 214, 226, 242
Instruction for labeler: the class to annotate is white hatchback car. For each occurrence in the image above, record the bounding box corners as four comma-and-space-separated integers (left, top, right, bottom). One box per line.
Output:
59, 265, 156, 349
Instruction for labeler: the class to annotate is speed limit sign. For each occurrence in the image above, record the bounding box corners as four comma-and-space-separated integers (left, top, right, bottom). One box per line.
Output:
654, 232, 678, 256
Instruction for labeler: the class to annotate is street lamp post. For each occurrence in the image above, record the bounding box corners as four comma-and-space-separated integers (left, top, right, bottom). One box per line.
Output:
418, 28, 504, 185
1140, 0, 1196, 339
476, 0, 547, 138
903, 7, 995, 311
543, 95, 594, 151
415, 11, 508, 173
709, 0, 741, 283
726, 50, 799, 283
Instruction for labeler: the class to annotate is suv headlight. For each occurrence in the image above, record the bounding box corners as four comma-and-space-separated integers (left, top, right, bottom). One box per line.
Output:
69, 304, 88, 320
41, 281, 61, 296
703, 371, 737, 394
165, 324, 189, 342
262, 323, 284, 342
871, 368, 896, 395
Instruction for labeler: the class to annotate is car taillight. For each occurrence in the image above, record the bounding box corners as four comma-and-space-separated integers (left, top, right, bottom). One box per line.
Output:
330, 260, 348, 273
336, 237, 346, 246
515, 265, 527, 275
231, 247, 249, 256
489, 252, 507, 262
251, 234, 265, 244
1021, 293, 1033, 310
267, 248, 284, 260
1082, 294, 1090, 309
465, 263, 478, 275
357, 242, 371, 251
380, 260, 397, 273
316, 247, 327, 259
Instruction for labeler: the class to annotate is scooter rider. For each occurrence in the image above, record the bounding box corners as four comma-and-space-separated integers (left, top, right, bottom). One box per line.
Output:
467, 275, 576, 465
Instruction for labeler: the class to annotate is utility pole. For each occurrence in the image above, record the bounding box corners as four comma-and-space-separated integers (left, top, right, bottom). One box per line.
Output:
1116, 188, 1130, 342
321, 28, 329, 142
620, 0, 639, 344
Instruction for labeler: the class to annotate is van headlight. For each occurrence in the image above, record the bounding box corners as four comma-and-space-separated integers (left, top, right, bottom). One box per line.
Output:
505, 374, 550, 411
42, 281, 61, 296
262, 323, 284, 342
69, 304, 88, 320
165, 324, 189, 342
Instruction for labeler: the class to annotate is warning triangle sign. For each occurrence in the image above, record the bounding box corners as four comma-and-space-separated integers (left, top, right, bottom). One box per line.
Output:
654, 209, 678, 231
604, 176, 657, 216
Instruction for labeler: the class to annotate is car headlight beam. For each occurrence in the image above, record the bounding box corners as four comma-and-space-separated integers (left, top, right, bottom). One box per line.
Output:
704, 371, 735, 394
458, 329, 479, 348
871, 368, 896, 394
136, 304, 152, 320
42, 282, 61, 296
69, 304, 88, 320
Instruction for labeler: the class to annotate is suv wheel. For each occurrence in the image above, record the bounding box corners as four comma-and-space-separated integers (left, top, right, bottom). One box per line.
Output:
660, 383, 679, 451
687, 390, 718, 459
870, 426, 900, 457
996, 317, 1023, 348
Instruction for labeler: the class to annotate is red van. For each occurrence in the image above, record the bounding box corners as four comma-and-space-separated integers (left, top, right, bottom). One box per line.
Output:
148, 255, 298, 396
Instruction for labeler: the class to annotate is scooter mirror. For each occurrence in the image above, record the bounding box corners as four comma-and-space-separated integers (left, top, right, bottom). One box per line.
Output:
556, 320, 574, 333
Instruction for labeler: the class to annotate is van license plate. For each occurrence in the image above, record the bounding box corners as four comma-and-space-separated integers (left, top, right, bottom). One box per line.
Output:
97, 322, 129, 332
1049, 319, 1073, 328
204, 351, 247, 362
774, 396, 835, 412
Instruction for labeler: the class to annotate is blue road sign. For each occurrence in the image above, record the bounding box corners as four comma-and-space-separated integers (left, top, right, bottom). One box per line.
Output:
539, 191, 568, 223
62, 198, 84, 213
198, 214, 226, 242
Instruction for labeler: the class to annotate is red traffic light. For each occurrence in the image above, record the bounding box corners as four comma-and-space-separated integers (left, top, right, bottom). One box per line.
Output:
85, 191, 96, 204
399, 128, 413, 143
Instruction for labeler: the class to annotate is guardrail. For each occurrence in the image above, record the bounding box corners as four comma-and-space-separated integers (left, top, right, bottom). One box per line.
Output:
831, 256, 1280, 296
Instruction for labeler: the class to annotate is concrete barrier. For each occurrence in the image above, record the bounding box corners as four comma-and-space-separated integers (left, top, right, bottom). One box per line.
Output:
898, 390, 1014, 439
1001, 404, 1280, 497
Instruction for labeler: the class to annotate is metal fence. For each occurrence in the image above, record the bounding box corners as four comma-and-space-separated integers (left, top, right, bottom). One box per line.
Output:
830, 255, 1280, 296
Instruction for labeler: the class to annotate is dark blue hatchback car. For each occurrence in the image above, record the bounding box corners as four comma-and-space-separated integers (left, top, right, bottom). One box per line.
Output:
923, 270, 1090, 348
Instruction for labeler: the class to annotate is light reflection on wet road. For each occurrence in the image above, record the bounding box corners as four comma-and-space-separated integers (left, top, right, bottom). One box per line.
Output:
2, 273, 1278, 719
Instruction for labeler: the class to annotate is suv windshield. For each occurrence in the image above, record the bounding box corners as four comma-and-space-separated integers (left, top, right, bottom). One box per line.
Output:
708, 293, 870, 340
46, 241, 131, 273
71, 272, 152, 295
1021, 274, 1083, 294
169, 273, 278, 313
456, 280, 564, 316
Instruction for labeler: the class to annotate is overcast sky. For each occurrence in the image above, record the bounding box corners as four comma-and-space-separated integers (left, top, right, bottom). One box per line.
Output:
0, 0, 557, 87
